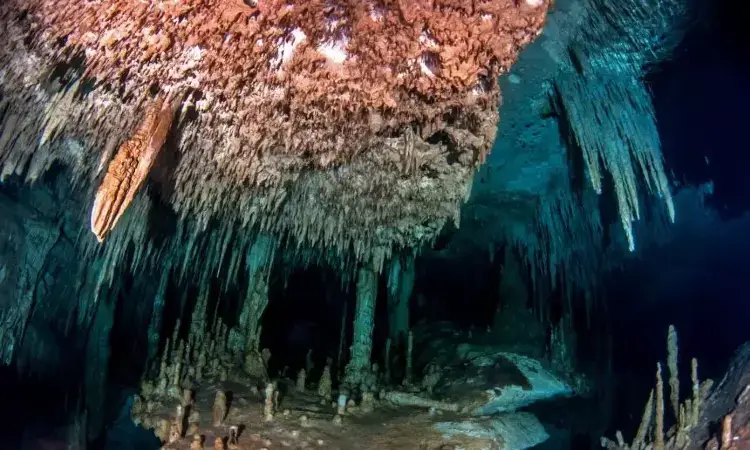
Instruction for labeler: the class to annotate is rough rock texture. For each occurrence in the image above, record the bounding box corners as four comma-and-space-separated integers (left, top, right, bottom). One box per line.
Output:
428, 0, 689, 305
91, 93, 180, 242
434, 413, 550, 450
429, 346, 572, 415
698, 344, 750, 449
408, 322, 573, 416
0, 185, 64, 363
0, 0, 549, 265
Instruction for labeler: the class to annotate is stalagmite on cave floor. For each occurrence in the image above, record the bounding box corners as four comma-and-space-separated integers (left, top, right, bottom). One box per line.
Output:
123, 315, 750, 450
139, 379, 497, 450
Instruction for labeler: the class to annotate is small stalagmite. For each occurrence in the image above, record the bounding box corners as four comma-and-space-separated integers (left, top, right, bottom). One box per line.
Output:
361, 391, 375, 413
296, 369, 306, 392
317, 363, 332, 400
337, 392, 348, 415
264, 381, 276, 421
182, 388, 194, 407
212, 391, 227, 427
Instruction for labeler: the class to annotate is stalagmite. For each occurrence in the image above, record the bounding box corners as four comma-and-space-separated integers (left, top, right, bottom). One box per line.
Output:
721, 415, 733, 449
264, 381, 276, 422
361, 392, 375, 413
337, 393, 348, 416
296, 369, 306, 392
212, 391, 227, 427
343, 266, 378, 389
667, 325, 680, 418
229, 426, 239, 445
317, 362, 332, 401
655, 362, 665, 450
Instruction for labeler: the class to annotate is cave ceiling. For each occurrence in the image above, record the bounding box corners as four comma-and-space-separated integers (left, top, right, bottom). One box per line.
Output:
0, 0, 687, 279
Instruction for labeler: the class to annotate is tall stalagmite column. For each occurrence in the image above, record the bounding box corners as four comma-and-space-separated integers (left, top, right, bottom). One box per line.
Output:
386, 254, 414, 343
343, 265, 378, 389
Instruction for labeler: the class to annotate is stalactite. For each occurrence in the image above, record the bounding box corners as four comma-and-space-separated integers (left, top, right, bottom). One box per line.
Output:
343, 265, 378, 389
551, 0, 688, 252
90, 94, 180, 243
507, 176, 603, 319
553, 73, 673, 252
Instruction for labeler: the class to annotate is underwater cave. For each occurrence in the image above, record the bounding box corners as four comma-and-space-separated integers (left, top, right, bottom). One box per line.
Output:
0, 0, 748, 449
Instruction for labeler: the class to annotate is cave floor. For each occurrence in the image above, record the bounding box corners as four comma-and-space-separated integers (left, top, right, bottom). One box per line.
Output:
150, 378, 470, 450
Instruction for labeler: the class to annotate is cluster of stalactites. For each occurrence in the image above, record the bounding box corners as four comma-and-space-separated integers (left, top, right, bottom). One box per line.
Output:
554, 73, 674, 251
73, 182, 282, 337
500, 175, 604, 321
552, 0, 687, 251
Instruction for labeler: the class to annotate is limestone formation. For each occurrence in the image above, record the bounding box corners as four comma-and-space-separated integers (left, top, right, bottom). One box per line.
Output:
296, 369, 306, 392
90, 94, 181, 242
317, 363, 332, 401
0, 0, 549, 271
361, 391, 375, 414
337, 393, 348, 416
264, 381, 276, 422
212, 391, 227, 427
